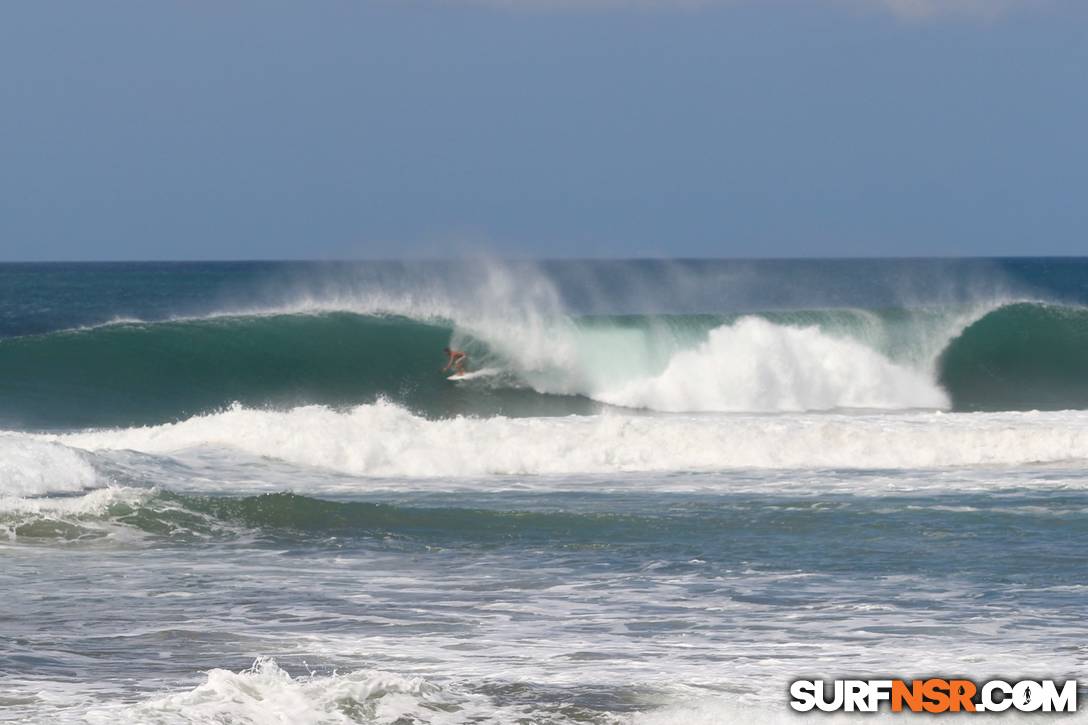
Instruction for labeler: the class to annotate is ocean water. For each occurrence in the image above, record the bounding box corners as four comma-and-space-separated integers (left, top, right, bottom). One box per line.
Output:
2, 258, 1087, 724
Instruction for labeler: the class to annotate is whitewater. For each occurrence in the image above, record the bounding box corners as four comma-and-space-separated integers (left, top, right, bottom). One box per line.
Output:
15, 404, 1088, 481
3, 259, 1087, 724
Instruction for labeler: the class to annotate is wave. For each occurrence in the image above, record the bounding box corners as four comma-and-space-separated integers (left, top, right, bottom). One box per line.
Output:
0, 436, 99, 497
2, 299, 1087, 428
0, 488, 663, 544
12, 400, 1088, 542
81, 657, 517, 725
939, 302, 1088, 411
592, 316, 946, 412
6, 399, 1088, 542
39, 401, 1088, 476
78, 657, 765, 725
0, 311, 607, 429
0, 313, 460, 428
71, 655, 1088, 725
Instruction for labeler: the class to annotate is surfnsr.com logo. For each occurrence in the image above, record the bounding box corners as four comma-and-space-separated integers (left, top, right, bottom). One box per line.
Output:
789, 679, 1078, 713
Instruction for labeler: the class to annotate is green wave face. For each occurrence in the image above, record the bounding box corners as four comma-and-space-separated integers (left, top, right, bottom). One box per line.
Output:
0, 309, 885, 428
0, 489, 905, 551
0, 313, 601, 429
4, 302, 1088, 429
938, 302, 1088, 411
0, 314, 425, 428
2, 490, 674, 546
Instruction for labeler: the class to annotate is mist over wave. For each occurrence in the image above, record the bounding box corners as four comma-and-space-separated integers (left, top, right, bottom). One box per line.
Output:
3, 259, 1087, 431
591, 316, 947, 412
5, 298, 1088, 427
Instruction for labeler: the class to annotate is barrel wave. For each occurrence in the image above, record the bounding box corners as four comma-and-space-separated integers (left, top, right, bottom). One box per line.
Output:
0, 313, 598, 429
0, 314, 433, 428
938, 302, 1088, 411
2, 300, 1087, 429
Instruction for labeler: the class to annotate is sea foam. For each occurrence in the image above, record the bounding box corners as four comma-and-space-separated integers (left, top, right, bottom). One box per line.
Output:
82, 657, 534, 725
591, 317, 948, 412
0, 436, 100, 497
46, 402, 1088, 477
77, 659, 1088, 725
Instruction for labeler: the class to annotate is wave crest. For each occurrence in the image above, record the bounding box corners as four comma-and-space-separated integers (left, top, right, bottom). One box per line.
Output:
4, 298, 1088, 426
82, 657, 559, 725
0, 436, 100, 497
49, 401, 1088, 475
594, 317, 947, 412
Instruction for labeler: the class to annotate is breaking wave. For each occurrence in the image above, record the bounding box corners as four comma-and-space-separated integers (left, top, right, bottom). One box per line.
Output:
39, 401, 1088, 476
2, 293, 1086, 429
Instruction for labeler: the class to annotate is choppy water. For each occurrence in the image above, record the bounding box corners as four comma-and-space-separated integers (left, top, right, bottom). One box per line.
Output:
2, 259, 1087, 723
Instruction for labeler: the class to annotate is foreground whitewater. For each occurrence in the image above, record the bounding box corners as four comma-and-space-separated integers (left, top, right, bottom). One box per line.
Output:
9, 402, 1088, 482
3, 259, 1087, 724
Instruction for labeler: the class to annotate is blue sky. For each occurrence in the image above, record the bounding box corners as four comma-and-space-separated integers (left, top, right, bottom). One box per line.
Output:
1, 1, 1085, 260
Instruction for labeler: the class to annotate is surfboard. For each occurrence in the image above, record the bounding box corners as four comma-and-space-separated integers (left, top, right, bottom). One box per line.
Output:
447, 368, 500, 381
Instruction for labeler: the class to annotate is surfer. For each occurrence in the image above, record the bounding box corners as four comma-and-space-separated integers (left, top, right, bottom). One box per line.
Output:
442, 347, 468, 376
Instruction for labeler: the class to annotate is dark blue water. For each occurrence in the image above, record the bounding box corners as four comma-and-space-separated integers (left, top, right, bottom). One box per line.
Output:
4, 258, 1088, 338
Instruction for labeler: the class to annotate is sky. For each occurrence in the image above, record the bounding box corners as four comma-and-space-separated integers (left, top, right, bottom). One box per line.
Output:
1, 0, 1086, 261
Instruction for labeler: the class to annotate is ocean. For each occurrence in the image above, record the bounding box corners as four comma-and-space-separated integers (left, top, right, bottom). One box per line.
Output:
1, 258, 1086, 723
